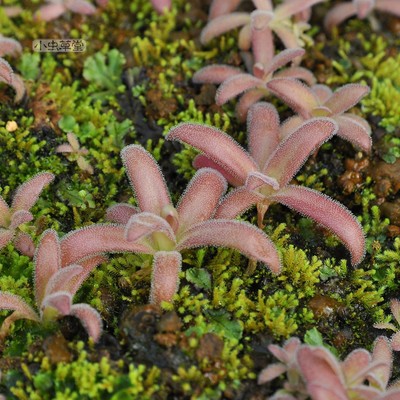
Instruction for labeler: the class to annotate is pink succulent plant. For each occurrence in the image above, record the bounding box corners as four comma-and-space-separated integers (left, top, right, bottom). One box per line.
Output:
193, 46, 315, 121
201, 0, 325, 52
374, 299, 400, 352
0, 230, 105, 342
297, 336, 400, 399
59, 145, 280, 305
167, 105, 366, 266
266, 79, 372, 152
0, 172, 54, 255
35, 0, 98, 21
324, 0, 400, 31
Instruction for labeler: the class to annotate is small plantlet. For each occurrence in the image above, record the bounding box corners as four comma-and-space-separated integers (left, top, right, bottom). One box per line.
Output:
167, 104, 366, 265
0, 230, 105, 342
60, 145, 280, 305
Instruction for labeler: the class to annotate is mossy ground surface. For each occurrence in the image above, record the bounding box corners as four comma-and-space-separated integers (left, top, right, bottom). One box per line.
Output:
0, 0, 399, 398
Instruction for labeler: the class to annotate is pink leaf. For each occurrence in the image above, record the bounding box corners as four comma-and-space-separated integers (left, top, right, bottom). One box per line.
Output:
215, 187, 262, 219
266, 78, 319, 118
192, 65, 242, 85
275, 0, 325, 20
11, 172, 54, 212
200, 13, 251, 44
0, 292, 39, 321
355, 0, 375, 18
44, 265, 83, 299
216, 73, 263, 105
70, 303, 103, 342
0, 229, 14, 250
324, 84, 370, 115
235, 88, 267, 122
150, 0, 171, 13
335, 115, 372, 152
274, 66, 316, 85
247, 102, 280, 168
245, 172, 279, 191
341, 349, 371, 385
250, 10, 274, 66
279, 115, 304, 140
60, 224, 152, 266
208, 0, 243, 19
125, 212, 176, 244
13, 232, 35, 258
369, 336, 393, 389
65, 0, 97, 14
41, 291, 72, 317
9, 210, 33, 229
312, 84, 333, 103
238, 24, 252, 51
378, 389, 400, 400
269, 185, 366, 265
264, 48, 305, 77
324, 3, 357, 31
150, 251, 182, 305
193, 155, 244, 186
376, 0, 400, 16
258, 363, 287, 384
263, 118, 337, 186
167, 123, 258, 184
0, 196, 10, 227
391, 331, 400, 352
177, 219, 281, 274
177, 169, 227, 232
35, 3, 67, 21
270, 24, 302, 50
34, 230, 61, 306
390, 299, 400, 325
121, 145, 171, 215
11, 74, 25, 103
0, 38, 22, 58
0, 58, 13, 85
106, 203, 139, 224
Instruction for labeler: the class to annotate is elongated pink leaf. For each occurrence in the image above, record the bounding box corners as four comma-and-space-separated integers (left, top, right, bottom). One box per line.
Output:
238, 24, 252, 51
269, 185, 366, 265
313, 84, 333, 103
335, 115, 372, 152
246, 172, 279, 191
0, 229, 14, 250
369, 336, 392, 389
275, 0, 325, 20
251, 10, 274, 66
35, 3, 67, 21
355, 0, 375, 18
265, 48, 305, 77
11, 172, 54, 212
150, 251, 182, 305
70, 303, 103, 342
391, 331, 400, 351
267, 78, 319, 117
125, 212, 176, 244
324, 3, 357, 31
167, 123, 258, 184
215, 187, 262, 219
0, 38, 22, 57
263, 118, 337, 186
271, 24, 302, 50
11, 74, 25, 103
0, 58, 13, 85
177, 219, 281, 274
41, 291, 72, 317
192, 65, 242, 85
247, 102, 280, 168
379, 389, 400, 400
268, 337, 301, 363
324, 84, 370, 115
65, 0, 97, 14
279, 115, 304, 140
14, 232, 35, 258
200, 13, 251, 44
0, 292, 39, 321
307, 384, 348, 400
376, 0, 400, 16
34, 230, 61, 306
390, 299, 400, 325
60, 224, 152, 266
106, 203, 139, 224
193, 155, 244, 186
44, 265, 83, 300
0, 197, 10, 227
216, 73, 264, 105
121, 145, 171, 215
9, 210, 33, 229
341, 349, 371, 385
274, 66, 316, 85
258, 363, 287, 384
177, 169, 227, 233
209, 0, 243, 19
236, 87, 268, 121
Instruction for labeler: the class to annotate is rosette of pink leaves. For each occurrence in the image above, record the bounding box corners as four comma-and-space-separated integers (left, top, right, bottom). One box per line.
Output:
34, 0, 107, 21
297, 336, 400, 399
374, 299, 400, 352
267, 79, 372, 152
201, 0, 325, 52
59, 145, 280, 305
167, 103, 366, 266
0, 230, 106, 342
0, 172, 54, 256
324, 0, 400, 31
0, 37, 25, 103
